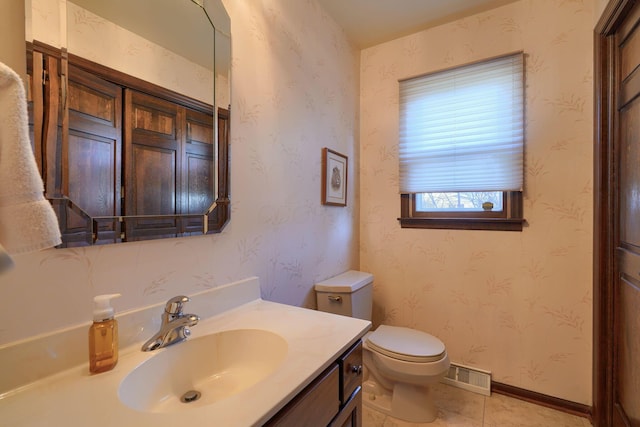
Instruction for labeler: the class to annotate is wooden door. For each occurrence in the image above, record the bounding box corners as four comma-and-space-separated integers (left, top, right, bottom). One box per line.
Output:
123, 89, 182, 240
183, 108, 214, 215
67, 65, 122, 243
594, 1, 640, 426
614, 2, 640, 424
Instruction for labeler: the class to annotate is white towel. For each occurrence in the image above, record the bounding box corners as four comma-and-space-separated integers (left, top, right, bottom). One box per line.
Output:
0, 61, 62, 257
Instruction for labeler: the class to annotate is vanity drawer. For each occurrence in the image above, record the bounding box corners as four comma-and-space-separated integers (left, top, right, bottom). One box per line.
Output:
339, 340, 363, 404
265, 363, 340, 427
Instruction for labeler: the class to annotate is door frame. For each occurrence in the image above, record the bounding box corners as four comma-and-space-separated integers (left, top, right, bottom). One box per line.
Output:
593, 0, 636, 425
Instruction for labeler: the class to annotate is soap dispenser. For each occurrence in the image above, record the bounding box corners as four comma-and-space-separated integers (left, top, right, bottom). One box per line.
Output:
89, 293, 121, 374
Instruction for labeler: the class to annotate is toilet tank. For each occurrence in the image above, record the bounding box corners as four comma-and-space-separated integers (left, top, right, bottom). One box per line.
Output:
315, 270, 373, 321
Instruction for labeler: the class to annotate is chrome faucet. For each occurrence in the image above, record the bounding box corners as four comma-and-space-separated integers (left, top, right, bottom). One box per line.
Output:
141, 296, 200, 352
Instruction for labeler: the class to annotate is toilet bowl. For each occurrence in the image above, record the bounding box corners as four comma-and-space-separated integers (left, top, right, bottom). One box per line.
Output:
362, 325, 450, 422
315, 270, 450, 423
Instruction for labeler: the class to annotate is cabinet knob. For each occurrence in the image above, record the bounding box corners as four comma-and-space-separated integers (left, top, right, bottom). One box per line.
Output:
351, 364, 363, 375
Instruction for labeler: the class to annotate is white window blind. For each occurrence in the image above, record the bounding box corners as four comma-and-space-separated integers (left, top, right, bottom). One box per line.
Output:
399, 53, 524, 194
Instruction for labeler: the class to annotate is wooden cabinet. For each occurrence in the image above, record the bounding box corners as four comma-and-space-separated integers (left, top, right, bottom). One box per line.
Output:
333, 340, 363, 427
122, 89, 214, 240
265, 364, 340, 427
27, 42, 229, 245
65, 64, 122, 243
330, 388, 361, 427
265, 340, 363, 427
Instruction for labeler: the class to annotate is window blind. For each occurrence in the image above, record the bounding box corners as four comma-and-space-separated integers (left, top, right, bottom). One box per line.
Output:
399, 53, 524, 194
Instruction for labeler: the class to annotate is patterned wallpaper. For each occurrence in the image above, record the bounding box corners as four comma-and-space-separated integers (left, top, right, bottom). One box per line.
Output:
360, 0, 593, 405
2, 0, 600, 406
0, 0, 359, 344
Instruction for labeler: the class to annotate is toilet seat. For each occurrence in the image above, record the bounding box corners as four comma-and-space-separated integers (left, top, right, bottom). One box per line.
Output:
366, 325, 446, 363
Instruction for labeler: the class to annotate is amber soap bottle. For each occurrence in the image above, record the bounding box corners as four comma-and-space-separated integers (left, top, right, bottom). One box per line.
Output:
89, 294, 121, 374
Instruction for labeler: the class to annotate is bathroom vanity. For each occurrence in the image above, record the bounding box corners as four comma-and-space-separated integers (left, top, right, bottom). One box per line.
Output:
266, 340, 363, 426
0, 278, 371, 426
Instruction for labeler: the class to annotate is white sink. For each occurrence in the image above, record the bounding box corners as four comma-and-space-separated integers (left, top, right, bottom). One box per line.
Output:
118, 329, 288, 413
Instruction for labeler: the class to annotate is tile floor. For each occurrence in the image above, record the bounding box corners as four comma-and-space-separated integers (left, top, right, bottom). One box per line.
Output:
362, 383, 591, 427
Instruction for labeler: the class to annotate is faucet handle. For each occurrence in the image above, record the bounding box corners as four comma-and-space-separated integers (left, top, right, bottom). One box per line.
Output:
165, 295, 190, 315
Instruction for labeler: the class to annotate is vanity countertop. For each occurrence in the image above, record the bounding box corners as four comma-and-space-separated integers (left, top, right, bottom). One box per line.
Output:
0, 297, 371, 426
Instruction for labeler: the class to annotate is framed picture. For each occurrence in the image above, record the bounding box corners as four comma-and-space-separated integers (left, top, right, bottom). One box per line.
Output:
322, 148, 348, 206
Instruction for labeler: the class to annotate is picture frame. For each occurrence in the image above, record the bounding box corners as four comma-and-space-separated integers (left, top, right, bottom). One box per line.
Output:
321, 148, 348, 206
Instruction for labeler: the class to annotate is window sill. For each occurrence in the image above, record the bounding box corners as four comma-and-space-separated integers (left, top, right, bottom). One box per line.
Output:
398, 217, 525, 231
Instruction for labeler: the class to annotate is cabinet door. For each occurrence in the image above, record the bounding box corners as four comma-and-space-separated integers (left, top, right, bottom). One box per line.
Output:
67, 65, 122, 235
67, 66, 122, 210
123, 89, 182, 240
182, 107, 214, 233
265, 364, 340, 427
339, 341, 363, 404
330, 386, 362, 427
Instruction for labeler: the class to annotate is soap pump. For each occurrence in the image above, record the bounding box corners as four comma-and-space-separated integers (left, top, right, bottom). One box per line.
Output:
89, 293, 121, 374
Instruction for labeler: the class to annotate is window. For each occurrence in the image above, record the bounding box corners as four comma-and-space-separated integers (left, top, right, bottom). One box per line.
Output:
398, 53, 525, 231
415, 191, 503, 212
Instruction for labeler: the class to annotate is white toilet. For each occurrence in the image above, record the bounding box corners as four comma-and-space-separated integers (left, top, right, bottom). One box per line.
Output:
315, 270, 450, 423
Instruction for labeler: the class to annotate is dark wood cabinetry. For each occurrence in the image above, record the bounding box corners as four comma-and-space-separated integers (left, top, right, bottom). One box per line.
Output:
122, 89, 215, 240
334, 340, 363, 427
65, 64, 122, 242
265, 340, 363, 427
27, 42, 229, 245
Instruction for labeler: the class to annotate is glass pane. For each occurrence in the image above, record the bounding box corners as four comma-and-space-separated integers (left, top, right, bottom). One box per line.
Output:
415, 192, 503, 212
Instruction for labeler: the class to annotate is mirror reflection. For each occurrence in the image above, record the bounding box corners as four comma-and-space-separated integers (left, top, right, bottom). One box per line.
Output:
27, 0, 230, 246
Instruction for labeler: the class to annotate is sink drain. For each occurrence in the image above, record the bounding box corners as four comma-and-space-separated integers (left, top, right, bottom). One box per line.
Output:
180, 390, 202, 403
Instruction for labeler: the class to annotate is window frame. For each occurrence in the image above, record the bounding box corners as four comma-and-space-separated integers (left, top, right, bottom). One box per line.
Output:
397, 52, 526, 232
399, 191, 524, 231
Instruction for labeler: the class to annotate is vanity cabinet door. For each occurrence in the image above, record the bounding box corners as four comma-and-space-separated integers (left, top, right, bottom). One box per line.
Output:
265, 364, 340, 427
339, 341, 363, 404
330, 386, 361, 427
333, 340, 363, 427
264, 340, 363, 427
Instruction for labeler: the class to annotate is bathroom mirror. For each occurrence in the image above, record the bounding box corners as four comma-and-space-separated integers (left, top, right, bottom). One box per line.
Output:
27, 0, 230, 246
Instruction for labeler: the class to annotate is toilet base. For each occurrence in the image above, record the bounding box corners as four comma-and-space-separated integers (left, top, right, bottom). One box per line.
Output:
362, 379, 438, 423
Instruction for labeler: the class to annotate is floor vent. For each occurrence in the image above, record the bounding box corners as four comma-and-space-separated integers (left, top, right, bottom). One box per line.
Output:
441, 363, 491, 396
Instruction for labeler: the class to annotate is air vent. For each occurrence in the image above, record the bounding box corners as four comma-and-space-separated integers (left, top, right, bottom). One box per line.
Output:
441, 363, 491, 396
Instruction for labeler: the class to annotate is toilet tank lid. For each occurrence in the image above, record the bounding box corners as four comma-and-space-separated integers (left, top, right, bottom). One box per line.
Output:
315, 270, 373, 292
